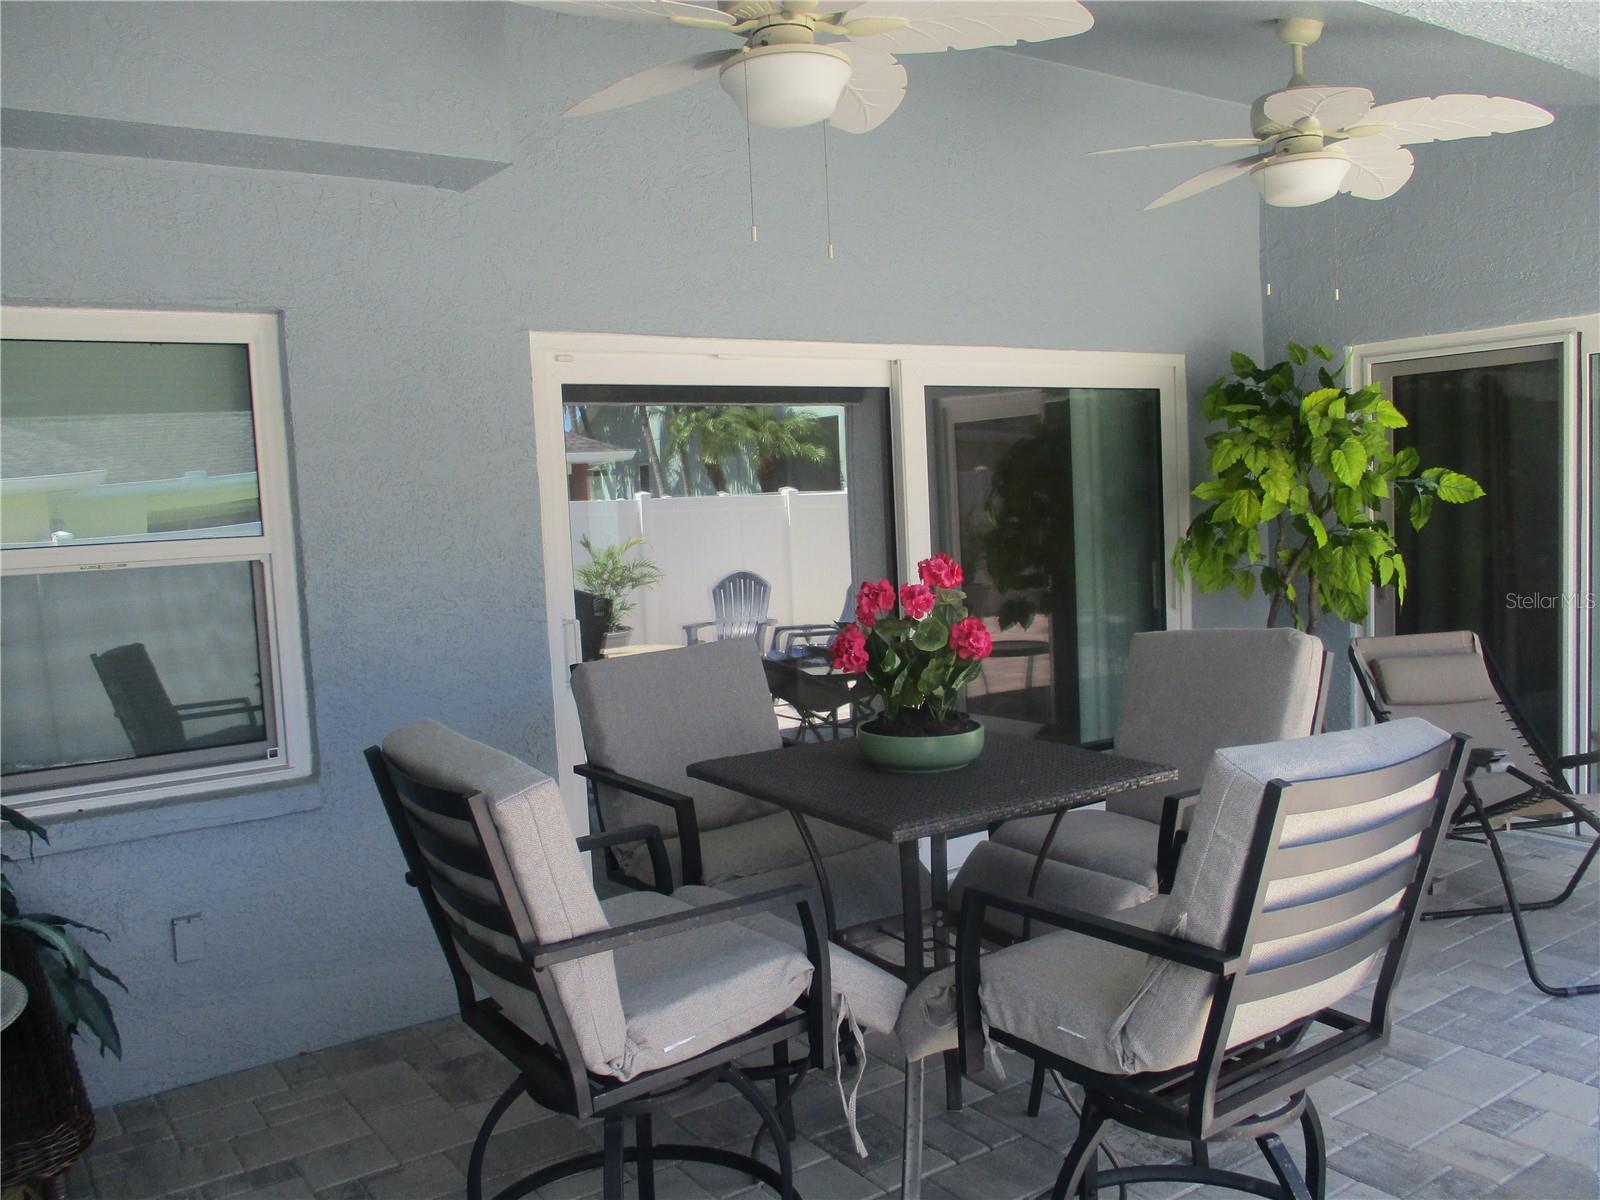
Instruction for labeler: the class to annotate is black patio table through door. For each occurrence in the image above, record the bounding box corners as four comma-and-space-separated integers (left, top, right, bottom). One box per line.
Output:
686, 731, 1177, 1105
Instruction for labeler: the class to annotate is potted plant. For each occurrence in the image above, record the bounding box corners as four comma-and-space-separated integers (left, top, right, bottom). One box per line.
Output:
2, 805, 125, 1196
574, 534, 665, 649
832, 554, 994, 772
1173, 342, 1485, 632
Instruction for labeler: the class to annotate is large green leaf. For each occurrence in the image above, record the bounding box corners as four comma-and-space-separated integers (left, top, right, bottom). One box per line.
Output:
1231, 351, 1259, 376
1409, 492, 1435, 531
1435, 471, 1485, 503
911, 616, 950, 653
1286, 341, 1308, 366
1303, 512, 1329, 548
1394, 446, 1420, 476
1329, 437, 1367, 489
1371, 399, 1408, 429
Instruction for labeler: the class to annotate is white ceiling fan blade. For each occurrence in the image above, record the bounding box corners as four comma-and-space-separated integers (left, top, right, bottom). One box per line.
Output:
531, 2, 735, 25
1091, 136, 1262, 156
565, 49, 737, 117
1145, 156, 1261, 210
1261, 86, 1375, 132
1337, 140, 1415, 200
1347, 94, 1554, 146
829, 47, 908, 133
837, 2, 1093, 54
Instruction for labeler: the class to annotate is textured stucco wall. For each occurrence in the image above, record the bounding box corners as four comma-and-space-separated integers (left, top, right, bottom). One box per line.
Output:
1, 1, 1262, 1104
1259, 105, 1600, 726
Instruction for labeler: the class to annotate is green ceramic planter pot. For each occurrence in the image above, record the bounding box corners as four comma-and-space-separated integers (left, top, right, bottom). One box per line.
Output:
857, 719, 985, 773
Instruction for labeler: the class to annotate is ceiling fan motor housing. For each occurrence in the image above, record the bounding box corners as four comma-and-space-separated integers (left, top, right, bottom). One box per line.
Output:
719, 43, 853, 128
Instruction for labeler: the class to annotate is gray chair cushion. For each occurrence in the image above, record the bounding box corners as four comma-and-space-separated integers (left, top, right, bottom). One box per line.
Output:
595, 889, 814, 1078
979, 720, 1450, 1078
1373, 651, 1496, 705
991, 809, 1161, 888
379, 720, 629, 1078
950, 839, 1154, 939
1107, 627, 1325, 824
572, 638, 784, 835
671, 885, 907, 1037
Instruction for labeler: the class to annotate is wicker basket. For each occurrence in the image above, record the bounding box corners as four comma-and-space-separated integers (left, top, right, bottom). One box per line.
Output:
1, 930, 96, 1189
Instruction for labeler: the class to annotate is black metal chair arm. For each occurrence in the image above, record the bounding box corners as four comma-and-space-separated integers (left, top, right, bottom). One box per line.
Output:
1157, 789, 1202, 894
1557, 749, 1599, 769
574, 762, 704, 885
957, 887, 1241, 975
575, 825, 673, 895
529, 884, 822, 969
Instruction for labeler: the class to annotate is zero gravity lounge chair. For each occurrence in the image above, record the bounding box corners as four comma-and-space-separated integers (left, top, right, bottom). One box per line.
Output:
1351, 630, 1599, 997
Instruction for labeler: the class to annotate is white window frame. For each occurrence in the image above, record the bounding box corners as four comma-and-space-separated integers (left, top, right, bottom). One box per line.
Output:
529, 332, 1190, 830
1349, 314, 1598, 763
1, 306, 312, 817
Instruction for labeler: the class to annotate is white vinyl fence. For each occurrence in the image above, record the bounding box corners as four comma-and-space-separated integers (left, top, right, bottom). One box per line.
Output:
570, 490, 853, 648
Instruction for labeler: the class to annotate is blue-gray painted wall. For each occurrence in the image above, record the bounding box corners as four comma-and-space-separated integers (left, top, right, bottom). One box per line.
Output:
1260, 105, 1600, 727
1, 1, 1266, 1104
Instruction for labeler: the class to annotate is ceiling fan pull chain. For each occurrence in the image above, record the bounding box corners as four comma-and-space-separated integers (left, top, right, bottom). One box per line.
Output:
1332, 196, 1341, 301
744, 61, 758, 243
823, 122, 835, 260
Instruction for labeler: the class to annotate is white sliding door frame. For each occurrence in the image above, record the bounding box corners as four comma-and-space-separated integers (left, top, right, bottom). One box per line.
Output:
530, 333, 1190, 829
1350, 315, 1598, 771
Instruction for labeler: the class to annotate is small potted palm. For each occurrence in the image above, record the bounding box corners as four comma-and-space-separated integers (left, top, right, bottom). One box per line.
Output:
574, 535, 665, 650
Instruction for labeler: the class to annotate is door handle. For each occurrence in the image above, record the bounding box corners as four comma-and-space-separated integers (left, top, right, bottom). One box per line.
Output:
562, 618, 580, 669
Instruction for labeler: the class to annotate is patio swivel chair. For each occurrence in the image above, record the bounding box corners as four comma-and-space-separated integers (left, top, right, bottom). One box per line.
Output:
683, 571, 774, 648
1350, 630, 1599, 997
366, 719, 831, 1200
572, 637, 916, 933
952, 629, 1331, 935
951, 719, 1466, 1200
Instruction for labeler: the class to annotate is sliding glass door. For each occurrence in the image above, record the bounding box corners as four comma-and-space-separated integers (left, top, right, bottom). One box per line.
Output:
1366, 323, 1595, 775
532, 339, 1190, 829
900, 359, 1189, 743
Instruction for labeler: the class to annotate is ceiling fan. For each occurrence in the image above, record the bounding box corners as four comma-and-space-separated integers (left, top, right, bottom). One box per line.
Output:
1095, 17, 1555, 210
539, 2, 1094, 133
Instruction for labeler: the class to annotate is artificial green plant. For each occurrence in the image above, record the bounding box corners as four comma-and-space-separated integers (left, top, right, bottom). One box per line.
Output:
1173, 342, 1485, 633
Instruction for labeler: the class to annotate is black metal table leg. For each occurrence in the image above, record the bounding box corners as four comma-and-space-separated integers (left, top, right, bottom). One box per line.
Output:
899, 840, 925, 989
789, 811, 839, 941
929, 836, 962, 1111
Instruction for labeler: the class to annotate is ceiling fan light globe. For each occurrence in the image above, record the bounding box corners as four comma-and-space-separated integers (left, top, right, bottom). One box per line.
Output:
719, 44, 853, 128
1251, 154, 1352, 207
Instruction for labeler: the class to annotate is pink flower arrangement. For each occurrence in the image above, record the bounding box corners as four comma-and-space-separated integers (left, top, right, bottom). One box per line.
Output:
831, 556, 992, 733
898, 583, 936, 620
854, 579, 897, 628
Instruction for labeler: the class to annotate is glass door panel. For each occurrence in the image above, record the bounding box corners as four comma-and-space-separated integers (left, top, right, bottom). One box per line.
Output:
1377, 345, 1568, 755
560, 385, 894, 729
927, 385, 1166, 741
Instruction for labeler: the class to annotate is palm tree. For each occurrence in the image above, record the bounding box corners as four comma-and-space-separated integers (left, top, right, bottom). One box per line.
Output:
663, 406, 828, 494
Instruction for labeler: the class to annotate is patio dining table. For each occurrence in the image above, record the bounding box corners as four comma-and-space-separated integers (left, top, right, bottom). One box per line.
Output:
686, 730, 1177, 1100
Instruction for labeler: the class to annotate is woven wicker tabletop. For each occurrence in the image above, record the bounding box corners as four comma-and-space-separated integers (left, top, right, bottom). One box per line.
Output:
687, 731, 1177, 842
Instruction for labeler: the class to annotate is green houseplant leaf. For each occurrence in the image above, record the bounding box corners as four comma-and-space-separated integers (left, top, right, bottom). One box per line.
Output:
2, 808, 127, 1058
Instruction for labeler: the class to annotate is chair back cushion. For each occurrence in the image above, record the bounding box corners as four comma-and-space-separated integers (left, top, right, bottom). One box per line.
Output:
572, 638, 782, 834
1118, 718, 1452, 1073
91, 642, 185, 756
1350, 630, 1548, 808
379, 719, 629, 1076
1106, 628, 1325, 823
